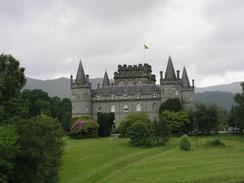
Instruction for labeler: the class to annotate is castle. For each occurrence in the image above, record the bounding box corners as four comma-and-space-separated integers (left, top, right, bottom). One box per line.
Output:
71, 56, 194, 127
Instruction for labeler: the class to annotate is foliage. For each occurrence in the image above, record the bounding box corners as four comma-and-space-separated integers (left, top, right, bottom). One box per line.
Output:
207, 139, 225, 147
0, 54, 26, 122
232, 82, 244, 132
70, 116, 99, 138
21, 89, 72, 131
14, 115, 64, 183
128, 121, 154, 147
0, 125, 18, 183
152, 116, 171, 145
179, 134, 191, 150
159, 98, 182, 113
193, 103, 219, 135
118, 112, 151, 137
97, 112, 115, 137
160, 111, 190, 135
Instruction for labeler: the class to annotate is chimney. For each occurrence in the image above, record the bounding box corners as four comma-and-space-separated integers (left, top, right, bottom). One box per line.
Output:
86, 74, 89, 82
160, 71, 163, 79
177, 70, 180, 79
70, 75, 73, 87
97, 83, 100, 89
192, 79, 195, 88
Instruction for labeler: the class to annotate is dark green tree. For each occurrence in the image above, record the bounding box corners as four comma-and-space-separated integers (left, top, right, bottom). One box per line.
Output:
159, 98, 182, 113
193, 103, 219, 135
97, 112, 115, 137
0, 54, 26, 122
14, 115, 64, 183
232, 82, 244, 132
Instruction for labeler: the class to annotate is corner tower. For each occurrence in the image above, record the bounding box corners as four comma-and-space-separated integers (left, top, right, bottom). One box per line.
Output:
71, 60, 92, 117
160, 56, 182, 103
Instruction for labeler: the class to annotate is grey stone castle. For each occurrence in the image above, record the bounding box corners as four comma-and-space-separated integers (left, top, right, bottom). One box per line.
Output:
71, 56, 194, 127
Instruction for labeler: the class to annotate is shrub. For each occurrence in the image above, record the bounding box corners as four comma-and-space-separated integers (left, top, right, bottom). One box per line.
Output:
179, 134, 191, 150
207, 139, 225, 147
118, 112, 151, 137
159, 98, 182, 113
128, 121, 154, 147
70, 116, 99, 138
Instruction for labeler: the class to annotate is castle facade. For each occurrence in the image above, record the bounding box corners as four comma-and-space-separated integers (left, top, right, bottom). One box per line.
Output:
71, 56, 194, 127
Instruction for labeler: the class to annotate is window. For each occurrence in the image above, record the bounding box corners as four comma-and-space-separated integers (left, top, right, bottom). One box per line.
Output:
97, 95, 101, 100
111, 105, 115, 112
136, 93, 141, 98
136, 104, 141, 112
153, 93, 157, 97
84, 106, 88, 112
97, 106, 102, 112
123, 105, 128, 112
153, 103, 157, 111
124, 93, 128, 99
111, 94, 115, 99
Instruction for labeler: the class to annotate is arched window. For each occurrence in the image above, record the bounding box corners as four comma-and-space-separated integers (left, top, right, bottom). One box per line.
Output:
97, 106, 102, 112
111, 105, 115, 112
136, 104, 141, 112
153, 103, 157, 111
84, 106, 88, 112
123, 105, 128, 112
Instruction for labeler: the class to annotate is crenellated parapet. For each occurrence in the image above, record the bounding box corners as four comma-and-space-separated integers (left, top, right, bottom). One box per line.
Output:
114, 63, 155, 86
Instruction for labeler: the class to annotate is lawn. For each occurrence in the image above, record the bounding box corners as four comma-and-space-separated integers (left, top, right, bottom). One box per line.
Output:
59, 135, 244, 183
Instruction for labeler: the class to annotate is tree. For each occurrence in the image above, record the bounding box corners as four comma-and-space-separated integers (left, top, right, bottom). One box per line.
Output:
97, 112, 115, 137
0, 125, 18, 183
14, 115, 64, 183
232, 82, 244, 132
118, 112, 151, 137
193, 103, 219, 135
152, 115, 171, 145
160, 111, 190, 135
0, 54, 26, 122
159, 98, 182, 113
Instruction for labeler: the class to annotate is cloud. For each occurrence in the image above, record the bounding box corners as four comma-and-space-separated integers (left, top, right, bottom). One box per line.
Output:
0, 0, 244, 86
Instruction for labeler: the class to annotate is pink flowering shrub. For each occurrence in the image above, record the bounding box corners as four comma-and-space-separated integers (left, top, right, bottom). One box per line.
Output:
70, 116, 99, 138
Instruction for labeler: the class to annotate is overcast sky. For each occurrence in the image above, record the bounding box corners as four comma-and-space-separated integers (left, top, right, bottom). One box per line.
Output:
0, 0, 244, 87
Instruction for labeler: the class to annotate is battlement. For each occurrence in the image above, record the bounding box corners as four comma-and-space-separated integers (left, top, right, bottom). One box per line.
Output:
117, 63, 152, 72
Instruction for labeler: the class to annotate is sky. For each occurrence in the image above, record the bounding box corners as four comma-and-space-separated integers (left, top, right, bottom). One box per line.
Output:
0, 0, 244, 87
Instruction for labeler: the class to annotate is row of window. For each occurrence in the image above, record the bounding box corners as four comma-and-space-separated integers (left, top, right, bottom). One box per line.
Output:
97, 103, 157, 113
96, 93, 157, 100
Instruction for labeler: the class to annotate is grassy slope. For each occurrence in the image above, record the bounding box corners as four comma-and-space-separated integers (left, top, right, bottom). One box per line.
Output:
60, 135, 244, 183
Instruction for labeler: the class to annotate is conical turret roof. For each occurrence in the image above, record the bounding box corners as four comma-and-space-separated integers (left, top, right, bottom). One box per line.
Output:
165, 56, 176, 80
102, 70, 110, 87
181, 66, 190, 87
75, 60, 87, 84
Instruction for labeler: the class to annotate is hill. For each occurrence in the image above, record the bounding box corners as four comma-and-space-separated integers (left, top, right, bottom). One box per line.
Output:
60, 136, 244, 183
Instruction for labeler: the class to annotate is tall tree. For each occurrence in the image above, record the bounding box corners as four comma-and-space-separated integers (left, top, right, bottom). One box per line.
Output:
0, 54, 26, 122
233, 82, 244, 132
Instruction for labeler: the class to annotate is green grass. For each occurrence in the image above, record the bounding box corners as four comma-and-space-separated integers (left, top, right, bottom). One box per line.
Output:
59, 135, 244, 183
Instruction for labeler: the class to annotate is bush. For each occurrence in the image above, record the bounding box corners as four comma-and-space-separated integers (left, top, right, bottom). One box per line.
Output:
14, 114, 64, 183
207, 139, 225, 147
179, 134, 191, 150
70, 116, 99, 138
118, 112, 151, 137
159, 98, 182, 113
128, 121, 154, 147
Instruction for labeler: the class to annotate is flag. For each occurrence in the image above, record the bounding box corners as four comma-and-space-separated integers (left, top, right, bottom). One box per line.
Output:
144, 44, 149, 49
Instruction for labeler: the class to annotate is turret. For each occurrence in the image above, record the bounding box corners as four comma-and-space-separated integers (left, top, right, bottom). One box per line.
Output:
71, 60, 92, 117
181, 67, 190, 88
164, 56, 176, 80
102, 70, 110, 87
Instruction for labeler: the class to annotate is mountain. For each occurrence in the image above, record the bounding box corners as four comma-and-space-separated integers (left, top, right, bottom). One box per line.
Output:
195, 82, 242, 93
23, 77, 242, 110
193, 91, 235, 110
